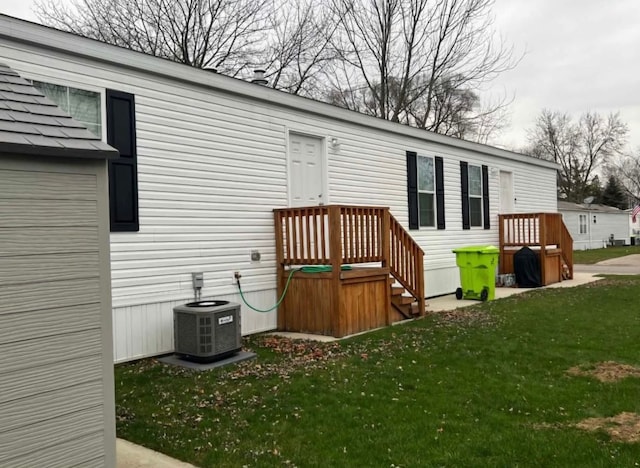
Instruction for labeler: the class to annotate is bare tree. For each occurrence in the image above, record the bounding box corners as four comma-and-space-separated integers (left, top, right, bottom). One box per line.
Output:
606, 150, 640, 204
527, 110, 628, 202
35, 0, 271, 75
260, 0, 339, 97
325, 0, 515, 141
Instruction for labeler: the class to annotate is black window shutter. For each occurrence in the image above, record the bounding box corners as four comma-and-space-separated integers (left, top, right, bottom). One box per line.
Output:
107, 90, 139, 232
460, 161, 470, 230
406, 151, 418, 230
435, 156, 445, 230
482, 165, 490, 229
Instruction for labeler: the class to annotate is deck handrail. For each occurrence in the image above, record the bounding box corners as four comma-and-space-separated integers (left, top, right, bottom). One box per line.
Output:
559, 220, 574, 279
274, 205, 425, 314
273, 205, 386, 266
388, 213, 425, 314
499, 212, 566, 247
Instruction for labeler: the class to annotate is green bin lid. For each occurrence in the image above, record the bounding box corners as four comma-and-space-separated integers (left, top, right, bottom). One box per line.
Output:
452, 245, 499, 254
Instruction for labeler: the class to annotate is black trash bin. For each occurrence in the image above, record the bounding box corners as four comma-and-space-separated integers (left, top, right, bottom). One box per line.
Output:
513, 246, 542, 288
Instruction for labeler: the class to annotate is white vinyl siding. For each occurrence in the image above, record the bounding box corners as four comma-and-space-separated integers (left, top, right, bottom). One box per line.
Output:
561, 208, 628, 250
0, 24, 558, 361
418, 155, 435, 227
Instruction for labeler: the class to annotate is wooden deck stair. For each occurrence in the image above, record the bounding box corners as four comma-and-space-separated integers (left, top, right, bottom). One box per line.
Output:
390, 280, 421, 319
274, 205, 425, 337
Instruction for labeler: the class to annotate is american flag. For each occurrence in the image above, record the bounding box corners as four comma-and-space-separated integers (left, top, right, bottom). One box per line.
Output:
632, 204, 640, 223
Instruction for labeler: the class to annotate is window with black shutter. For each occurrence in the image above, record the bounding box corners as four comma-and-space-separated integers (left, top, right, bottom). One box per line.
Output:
406, 151, 445, 229
461, 162, 490, 230
106, 90, 139, 232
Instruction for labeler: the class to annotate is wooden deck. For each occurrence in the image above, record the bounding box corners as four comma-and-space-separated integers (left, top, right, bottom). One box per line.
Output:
498, 213, 573, 286
274, 205, 425, 337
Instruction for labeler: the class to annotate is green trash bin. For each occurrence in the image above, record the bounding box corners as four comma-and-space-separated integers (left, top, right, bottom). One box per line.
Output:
452, 245, 499, 301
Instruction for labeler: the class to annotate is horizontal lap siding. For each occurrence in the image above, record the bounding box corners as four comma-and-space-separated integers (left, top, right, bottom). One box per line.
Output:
328, 130, 557, 291
0, 161, 110, 466
562, 210, 629, 249
1, 41, 556, 357
0, 406, 105, 467
3, 45, 288, 352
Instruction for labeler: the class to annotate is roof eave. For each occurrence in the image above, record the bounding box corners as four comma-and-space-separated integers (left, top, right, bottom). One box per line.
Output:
0, 142, 119, 160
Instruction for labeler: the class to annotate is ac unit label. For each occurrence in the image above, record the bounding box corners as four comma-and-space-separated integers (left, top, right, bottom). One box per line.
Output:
218, 315, 234, 325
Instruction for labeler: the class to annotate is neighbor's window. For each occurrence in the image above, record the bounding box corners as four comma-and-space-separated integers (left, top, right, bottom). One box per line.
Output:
468, 164, 483, 227
31, 81, 102, 137
418, 155, 435, 227
579, 214, 587, 234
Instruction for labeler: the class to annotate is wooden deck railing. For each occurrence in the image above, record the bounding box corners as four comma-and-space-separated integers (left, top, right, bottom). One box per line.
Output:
274, 206, 330, 265
274, 205, 425, 312
498, 212, 573, 283
500, 212, 569, 250
389, 213, 425, 313
560, 220, 573, 279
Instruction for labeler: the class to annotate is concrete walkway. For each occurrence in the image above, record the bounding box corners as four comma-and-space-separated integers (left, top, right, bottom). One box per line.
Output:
426, 271, 601, 312
574, 254, 640, 275
117, 439, 197, 468
116, 257, 639, 468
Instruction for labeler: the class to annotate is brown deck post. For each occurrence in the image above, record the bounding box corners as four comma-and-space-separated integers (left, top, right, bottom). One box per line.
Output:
274, 210, 286, 330
328, 205, 344, 337
498, 214, 504, 274
539, 214, 547, 286
416, 249, 425, 316
381, 209, 392, 324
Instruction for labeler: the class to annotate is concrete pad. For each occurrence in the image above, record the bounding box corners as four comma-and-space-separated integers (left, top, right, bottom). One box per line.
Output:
268, 331, 339, 342
158, 351, 256, 371
117, 439, 197, 468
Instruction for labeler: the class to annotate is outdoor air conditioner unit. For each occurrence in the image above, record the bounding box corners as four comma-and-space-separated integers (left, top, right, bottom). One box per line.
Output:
173, 300, 242, 362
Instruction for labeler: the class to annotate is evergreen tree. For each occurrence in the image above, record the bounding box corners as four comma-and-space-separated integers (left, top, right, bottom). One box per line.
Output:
601, 175, 627, 209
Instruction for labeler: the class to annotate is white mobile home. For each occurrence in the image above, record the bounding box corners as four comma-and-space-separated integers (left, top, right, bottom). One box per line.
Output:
558, 201, 629, 249
0, 15, 560, 362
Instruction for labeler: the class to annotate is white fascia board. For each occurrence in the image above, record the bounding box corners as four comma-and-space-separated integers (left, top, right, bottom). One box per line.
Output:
0, 14, 560, 171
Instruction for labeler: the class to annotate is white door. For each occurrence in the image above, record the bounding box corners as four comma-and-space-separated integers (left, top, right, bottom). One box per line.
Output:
289, 133, 325, 207
500, 171, 514, 213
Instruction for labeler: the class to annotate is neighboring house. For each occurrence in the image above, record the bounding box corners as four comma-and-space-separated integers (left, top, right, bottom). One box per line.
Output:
558, 201, 629, 249
0, 15, 560, 362
0, 64, 117, 467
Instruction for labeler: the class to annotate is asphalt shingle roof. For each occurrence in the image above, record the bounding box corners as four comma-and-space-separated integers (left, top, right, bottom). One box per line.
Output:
558, 200, 627, 214
0, 62, 118, 159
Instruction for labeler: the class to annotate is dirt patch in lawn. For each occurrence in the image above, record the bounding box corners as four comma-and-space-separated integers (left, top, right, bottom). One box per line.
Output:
575, 412, 640, 443
567, 361, 640, 382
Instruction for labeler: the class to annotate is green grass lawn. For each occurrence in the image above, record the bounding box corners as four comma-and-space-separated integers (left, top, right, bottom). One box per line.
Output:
116, 277, 640, 467
573, 245, 640, 264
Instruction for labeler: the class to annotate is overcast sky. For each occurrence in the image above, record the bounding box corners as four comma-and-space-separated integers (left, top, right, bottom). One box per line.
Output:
2, 0, 639, 151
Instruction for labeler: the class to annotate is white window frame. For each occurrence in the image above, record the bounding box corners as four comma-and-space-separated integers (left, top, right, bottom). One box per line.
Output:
417, 155, 436, 228
468, 164, 483, 228
579, 214, 587, 234
28, 76, 106, 141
